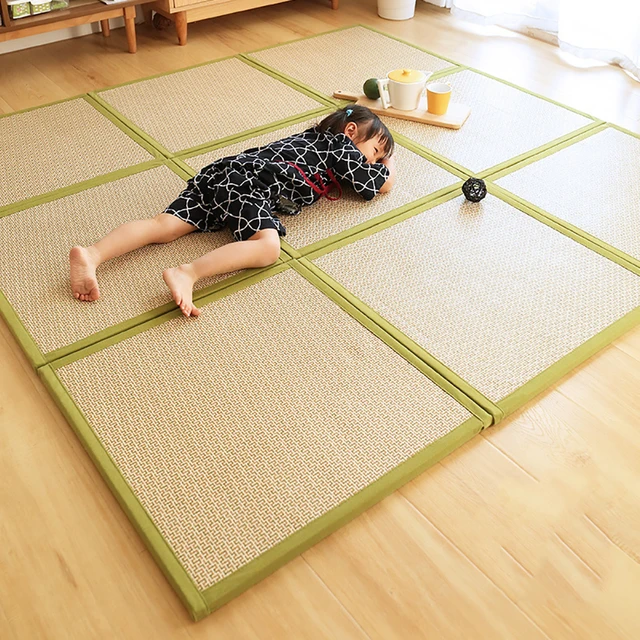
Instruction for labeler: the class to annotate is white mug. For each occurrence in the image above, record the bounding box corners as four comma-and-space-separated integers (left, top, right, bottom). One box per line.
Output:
377, 69, 432, 111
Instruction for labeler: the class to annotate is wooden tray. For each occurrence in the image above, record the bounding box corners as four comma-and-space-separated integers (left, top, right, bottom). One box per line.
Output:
333, 90, 471, 129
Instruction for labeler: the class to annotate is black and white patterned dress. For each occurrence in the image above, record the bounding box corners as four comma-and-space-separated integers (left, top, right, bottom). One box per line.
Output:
164, 126, 390, 241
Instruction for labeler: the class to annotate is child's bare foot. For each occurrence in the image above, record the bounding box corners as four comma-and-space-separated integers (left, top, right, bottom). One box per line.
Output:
163, 265, 201, 317
69, 246, 100, 302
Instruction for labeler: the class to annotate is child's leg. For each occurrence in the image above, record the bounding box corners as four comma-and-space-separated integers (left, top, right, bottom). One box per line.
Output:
70, 213, 196, 301
162, 228, 280, 318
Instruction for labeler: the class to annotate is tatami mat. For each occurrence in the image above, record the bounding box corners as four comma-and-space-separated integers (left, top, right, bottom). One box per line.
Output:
184, 118, 460, 251
51, 268, 479, 602
0, 99, 153, 210
0, 166, 244, 360
312, 194, 640, 408
98, 58, 326, 154
382, 70, 593, 174
246, 26, 454, 98
495, 127, 640, 267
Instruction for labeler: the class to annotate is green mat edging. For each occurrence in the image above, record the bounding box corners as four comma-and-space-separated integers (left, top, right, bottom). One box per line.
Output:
489, 182, 640, 277
0, 288, 46, 369
0, 158, 164, 220
294, 181, 463, 258
87, 91, 174, 159
486, 122, 609, 181
0, 154, 290, 369
88, 55, 332, 159
43, 338, 482, 620
200, 413, 483, 618
174, 107, 334, 164
301, 183, 640, 423
242, 25, 602, 180
289, 259, 492, 427
242, 24, 462, 105
49, 262, 290, 369
295, 256, 502, 423
496, 303, 640, 418
44, 251, 488, 620
432, 64, 599, 123
485, 124, 640, 276
44, 259, 288, 367
38, 364, 208, 621
389, 118, 603, 180
488, 183, 640, 417
0, 159, 187, 369
175, 106, 333, 160
82, 94, 168, 160
0, 93, 90, 120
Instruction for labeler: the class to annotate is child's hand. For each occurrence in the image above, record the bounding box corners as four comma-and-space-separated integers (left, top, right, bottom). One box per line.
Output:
379, 154, 396, 194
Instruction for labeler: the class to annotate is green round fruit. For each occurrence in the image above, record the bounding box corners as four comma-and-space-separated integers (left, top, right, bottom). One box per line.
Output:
363, 78, 380, 100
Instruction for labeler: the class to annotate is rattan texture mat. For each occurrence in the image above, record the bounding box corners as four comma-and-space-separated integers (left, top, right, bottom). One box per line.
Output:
49, 268, 481, 615
183, 118, 461, 251
495, 127, 640, 268
312, 194, 640, 412
382, 70, 593, 174
98, 58, 326, 154
0, 99, 153, 210
0, 166, 246, 362
246, 26, 455, 98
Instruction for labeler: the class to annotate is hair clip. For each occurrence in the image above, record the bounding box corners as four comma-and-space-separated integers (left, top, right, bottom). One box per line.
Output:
345, 108, 353, 117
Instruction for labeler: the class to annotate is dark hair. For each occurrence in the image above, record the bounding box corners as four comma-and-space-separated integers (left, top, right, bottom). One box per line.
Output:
318, 106, 394, 159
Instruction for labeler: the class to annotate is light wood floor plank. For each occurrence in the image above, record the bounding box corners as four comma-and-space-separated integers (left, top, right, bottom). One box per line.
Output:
303, 493, 548, 640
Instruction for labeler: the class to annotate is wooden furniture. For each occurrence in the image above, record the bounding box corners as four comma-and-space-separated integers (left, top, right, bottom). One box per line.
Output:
150, 0, 338, 47
0, 0, 150, 52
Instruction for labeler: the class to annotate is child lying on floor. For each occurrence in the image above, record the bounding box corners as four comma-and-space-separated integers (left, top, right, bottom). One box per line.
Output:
70, 105, 396, 317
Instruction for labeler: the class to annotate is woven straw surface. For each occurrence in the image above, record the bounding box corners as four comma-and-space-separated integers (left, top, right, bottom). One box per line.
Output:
99, 58, 323, 153
0, 99, 152, 208
314, 195, 640, 402
56, 269, 470, 590
497, 128, 640, 262
0, 166, 240, 355
247, 27, 453, 98
383, 70, 591, 174
187, 119, 459, 249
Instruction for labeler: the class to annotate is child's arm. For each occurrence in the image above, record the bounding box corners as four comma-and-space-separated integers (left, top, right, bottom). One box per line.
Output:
378, 154, 396, 194
329, 137, 391, 201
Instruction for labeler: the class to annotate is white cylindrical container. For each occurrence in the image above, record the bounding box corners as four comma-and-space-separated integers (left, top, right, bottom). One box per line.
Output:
377, 0, 416, 20
377, 69, 430, 111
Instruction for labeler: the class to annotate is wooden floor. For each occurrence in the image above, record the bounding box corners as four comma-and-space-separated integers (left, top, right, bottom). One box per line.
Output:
2, 2, 640, 638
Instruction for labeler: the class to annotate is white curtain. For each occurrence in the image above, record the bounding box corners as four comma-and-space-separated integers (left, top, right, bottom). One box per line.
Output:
423, 0, 640, 81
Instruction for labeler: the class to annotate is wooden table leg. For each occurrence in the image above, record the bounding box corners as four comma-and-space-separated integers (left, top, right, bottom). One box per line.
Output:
175, 11, 187, 46
123, 5, 137, 53
331, 0, 338, 8
142, 6, 153, 24
100, 19, 110, 36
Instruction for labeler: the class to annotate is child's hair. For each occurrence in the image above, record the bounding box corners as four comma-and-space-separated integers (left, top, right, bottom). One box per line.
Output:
318, 106, 394, 160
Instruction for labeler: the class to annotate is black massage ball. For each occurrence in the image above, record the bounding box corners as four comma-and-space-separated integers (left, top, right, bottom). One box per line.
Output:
462, 178, 487, 202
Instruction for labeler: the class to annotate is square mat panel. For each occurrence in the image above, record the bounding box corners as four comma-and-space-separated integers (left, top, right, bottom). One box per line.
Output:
495, 127, 640, 267
312, 194, 640, 412
0, 99, 153, 210
246, 26, 455, 98
98, 58, 326, 154
48, 268, 481, 618
183, 118, 460, 251
383, 70, 593, 175
0, 165, 247, 362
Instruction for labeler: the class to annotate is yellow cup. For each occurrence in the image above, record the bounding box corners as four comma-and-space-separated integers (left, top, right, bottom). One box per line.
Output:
426, 82, 451, 115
